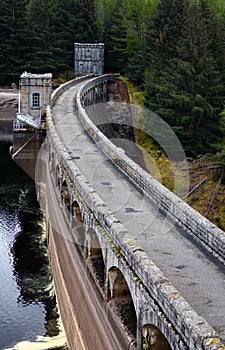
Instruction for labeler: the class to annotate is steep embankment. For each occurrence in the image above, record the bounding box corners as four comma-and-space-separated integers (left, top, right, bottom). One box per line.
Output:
0, 90, 18, 140
124, 79, 225, 232
185, 156, 225, 231
143, 147, 225, 231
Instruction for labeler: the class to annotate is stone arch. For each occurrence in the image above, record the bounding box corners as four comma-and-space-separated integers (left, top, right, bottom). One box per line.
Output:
138, 308, 185, 350
87, 89, 91, 106
108, 267, 130, 300
141, 324, 171, 350
51, 151, 54, 163
71, 200, 85, 254
97, 83, 102, 102
56, 164, 60, 187
72, 200, 83, 224
86, 227, 102, 258
107, 266, 137, 345
61, 180, 70, 208
49, 150, 55, 172
84, 91, 88, 107
94, 86, 98, 103
81, 94, 85, 106
85, 227, 105, 291
85, 92, 88, 106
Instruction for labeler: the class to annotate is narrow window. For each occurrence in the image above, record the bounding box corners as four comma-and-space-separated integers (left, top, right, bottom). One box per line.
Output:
32, 92, 40, 108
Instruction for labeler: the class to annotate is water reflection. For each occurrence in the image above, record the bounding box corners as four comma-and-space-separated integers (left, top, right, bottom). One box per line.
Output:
12, 187, 60, 336
0, 141, 66, 350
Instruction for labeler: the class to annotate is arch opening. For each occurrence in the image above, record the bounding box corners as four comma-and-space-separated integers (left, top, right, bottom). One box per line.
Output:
56, 165, 60, 188
71, 201, 85, 253
86, 228, 104, 290
72, 200, 83, 223
142, 324, 171, 350
61, 180, 70, 209
86, 228, 102, 258
107, 267, 137, 346
50, 151, 55, 172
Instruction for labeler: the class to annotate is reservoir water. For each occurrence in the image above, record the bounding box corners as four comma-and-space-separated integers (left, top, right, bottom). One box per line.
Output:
0, 141, 67, 350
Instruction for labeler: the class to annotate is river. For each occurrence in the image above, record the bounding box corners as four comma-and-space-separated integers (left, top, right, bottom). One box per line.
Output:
0, 141, 67, 350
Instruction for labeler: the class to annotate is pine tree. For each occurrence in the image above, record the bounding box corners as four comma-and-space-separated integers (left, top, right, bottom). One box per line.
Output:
144, 0, 225, 157
124, 0, 158, 85
52, 0, 98, 71
25, 0, 98, 75
145, 0, 189, 64
208, 0, 225, 19
95, 0, 128, 73
0, 0, 29, 85
0, 0, 12, 84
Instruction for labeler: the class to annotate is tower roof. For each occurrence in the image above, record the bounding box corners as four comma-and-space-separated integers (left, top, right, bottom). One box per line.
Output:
20, 72, 52, 79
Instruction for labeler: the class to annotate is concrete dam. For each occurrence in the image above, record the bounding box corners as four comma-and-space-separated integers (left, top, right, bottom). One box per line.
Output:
13, 74, 225, 350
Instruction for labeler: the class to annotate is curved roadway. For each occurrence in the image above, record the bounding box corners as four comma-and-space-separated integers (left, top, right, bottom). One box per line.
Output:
52, 81, 225, 342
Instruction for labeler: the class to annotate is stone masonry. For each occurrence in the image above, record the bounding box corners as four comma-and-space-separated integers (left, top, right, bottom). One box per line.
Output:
43, 76, 225, 349
74, 43, 104, 76
19, 72, 52, 119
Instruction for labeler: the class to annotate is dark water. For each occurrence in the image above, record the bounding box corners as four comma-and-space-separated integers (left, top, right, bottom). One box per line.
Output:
0, 142, 66, 350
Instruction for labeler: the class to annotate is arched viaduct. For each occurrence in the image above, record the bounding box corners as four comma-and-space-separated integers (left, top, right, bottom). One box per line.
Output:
36, 74, 225, 350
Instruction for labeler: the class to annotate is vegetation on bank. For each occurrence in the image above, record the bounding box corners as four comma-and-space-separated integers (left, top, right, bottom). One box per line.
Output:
99, 0, 225, 162
0, 0, 224, 226
125, 80, 225, 231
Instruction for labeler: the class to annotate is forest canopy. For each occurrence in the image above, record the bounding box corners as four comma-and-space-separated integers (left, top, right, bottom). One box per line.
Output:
0, 0, 224, 157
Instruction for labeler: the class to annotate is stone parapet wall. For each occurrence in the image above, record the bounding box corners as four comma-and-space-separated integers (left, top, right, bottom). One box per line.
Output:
76, 76, 225, 267
46, 75, 225, 349
51, 74, 96, 110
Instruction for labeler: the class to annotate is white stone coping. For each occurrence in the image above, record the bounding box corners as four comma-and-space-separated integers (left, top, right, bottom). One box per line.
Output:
76, 76, 225, 267
20, 72, 52, 79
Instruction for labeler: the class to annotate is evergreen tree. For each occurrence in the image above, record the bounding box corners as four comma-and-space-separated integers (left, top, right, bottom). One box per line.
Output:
26, 0, 98, 75
26, 0, 65, 74
0, 0, 29, 85
0, 0, 12, 84
123, 0, 158, 85
144, 0, 225, 156
95, 0, 127, 73
52, 0, 98, 72
208, 0, 225, 19
145, 0, 189, 64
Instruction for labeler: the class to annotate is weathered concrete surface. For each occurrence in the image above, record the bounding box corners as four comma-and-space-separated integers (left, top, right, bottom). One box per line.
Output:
44, 157, 132, 350
87, 81, 147, 170
19, 72, 52, 119
45, 76, 225, 349
74, 43, 104, 76
77, 77, 225, 268
12, 131, 45, 180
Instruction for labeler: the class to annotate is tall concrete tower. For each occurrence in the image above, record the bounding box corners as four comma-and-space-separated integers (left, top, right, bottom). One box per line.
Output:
17, 72, 52, 129
74, 43, 104, 76
12, 72, 52, 179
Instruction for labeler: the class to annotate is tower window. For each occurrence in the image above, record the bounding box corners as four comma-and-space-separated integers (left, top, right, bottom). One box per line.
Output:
32, 93, 40, 108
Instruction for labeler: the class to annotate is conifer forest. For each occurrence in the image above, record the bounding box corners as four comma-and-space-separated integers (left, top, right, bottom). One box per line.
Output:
0, 0, 225, 159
